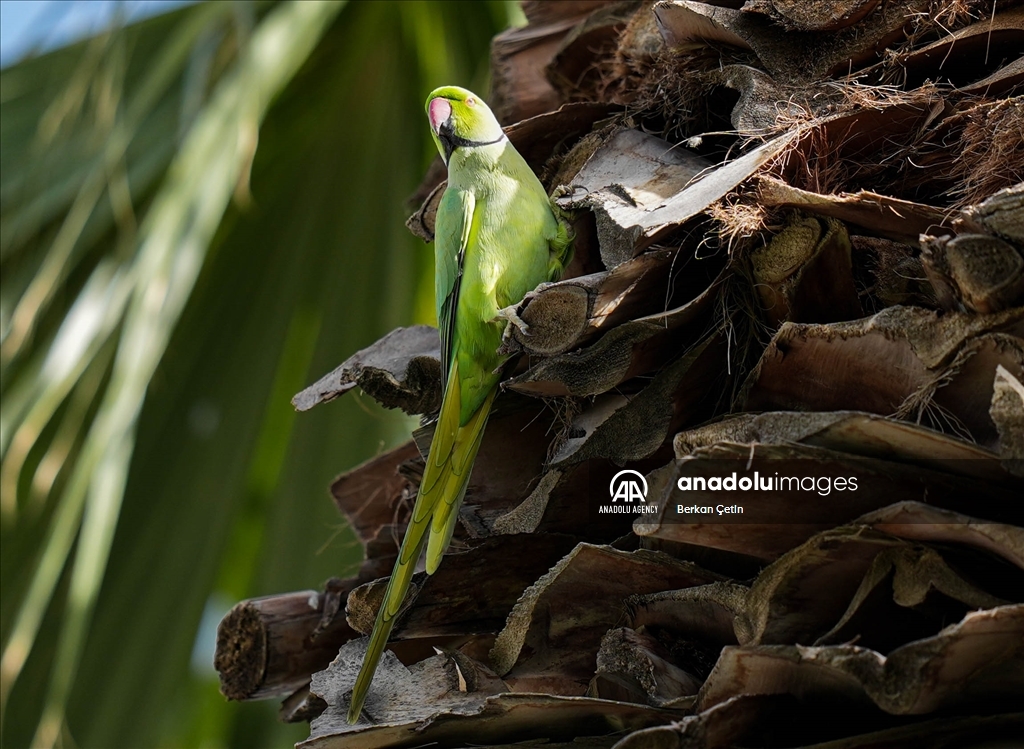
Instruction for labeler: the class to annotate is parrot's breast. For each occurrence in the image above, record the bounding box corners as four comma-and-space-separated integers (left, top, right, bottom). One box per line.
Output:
446, 141, 560, 422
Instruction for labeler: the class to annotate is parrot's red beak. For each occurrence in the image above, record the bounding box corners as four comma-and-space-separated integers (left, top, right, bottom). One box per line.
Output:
428, 98, 452, 134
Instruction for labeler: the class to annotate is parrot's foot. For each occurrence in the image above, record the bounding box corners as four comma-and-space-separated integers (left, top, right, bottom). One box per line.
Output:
550, 184, 585, 214
496, 283, 558, 353
496, 300, 534, 355
550, 184, 583, 202
495, 304, 531, 336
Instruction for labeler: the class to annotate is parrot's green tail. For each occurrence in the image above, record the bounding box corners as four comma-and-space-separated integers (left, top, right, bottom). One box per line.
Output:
347, 365, 495, 724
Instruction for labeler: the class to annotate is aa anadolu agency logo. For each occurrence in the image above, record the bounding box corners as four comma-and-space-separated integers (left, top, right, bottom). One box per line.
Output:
598, 469, 658, 514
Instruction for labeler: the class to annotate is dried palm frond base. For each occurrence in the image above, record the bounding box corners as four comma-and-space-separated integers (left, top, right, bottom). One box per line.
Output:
216, 1, 1024, 747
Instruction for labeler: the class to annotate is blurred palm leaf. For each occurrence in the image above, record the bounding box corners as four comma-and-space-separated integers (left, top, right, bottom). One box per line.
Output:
0, 1, 516, 746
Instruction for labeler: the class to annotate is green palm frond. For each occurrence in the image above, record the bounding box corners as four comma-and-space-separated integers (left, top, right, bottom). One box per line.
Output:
1, 1, 516, 745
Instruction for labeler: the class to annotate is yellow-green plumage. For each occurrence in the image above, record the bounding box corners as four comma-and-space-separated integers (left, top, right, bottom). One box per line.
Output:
347, 86, 571, 724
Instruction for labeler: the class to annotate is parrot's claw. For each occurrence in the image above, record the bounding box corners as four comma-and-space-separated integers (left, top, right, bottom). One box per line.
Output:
551, 184, 586, 213
551, 184, 583, 202
495, 303, 534, 356
495, 305, 531, 337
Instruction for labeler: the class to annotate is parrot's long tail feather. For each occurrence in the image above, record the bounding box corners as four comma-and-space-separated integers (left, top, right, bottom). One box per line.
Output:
347, 364, 495, 724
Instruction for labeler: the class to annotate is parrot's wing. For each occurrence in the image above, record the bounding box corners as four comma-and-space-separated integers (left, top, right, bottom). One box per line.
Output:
425, 383, 494, 572
435, 187, 475, 392
347, 187, 479, 724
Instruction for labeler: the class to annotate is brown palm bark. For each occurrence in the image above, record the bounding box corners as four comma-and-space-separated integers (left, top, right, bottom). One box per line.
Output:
216, 1, 1024, 746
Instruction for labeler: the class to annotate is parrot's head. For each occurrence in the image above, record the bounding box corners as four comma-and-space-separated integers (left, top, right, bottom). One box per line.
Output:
426, 86, 505, 165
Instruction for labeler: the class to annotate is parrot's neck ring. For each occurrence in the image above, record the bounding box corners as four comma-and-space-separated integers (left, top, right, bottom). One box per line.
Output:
455, 133, 506, 148
439, 130, 506, 163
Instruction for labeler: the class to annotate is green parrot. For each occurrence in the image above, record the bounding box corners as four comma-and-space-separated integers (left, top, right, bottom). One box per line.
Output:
347, 86, 572, 723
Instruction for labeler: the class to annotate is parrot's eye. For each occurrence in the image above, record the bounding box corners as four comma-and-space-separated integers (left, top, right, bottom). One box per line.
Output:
466, 97, 476, 107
